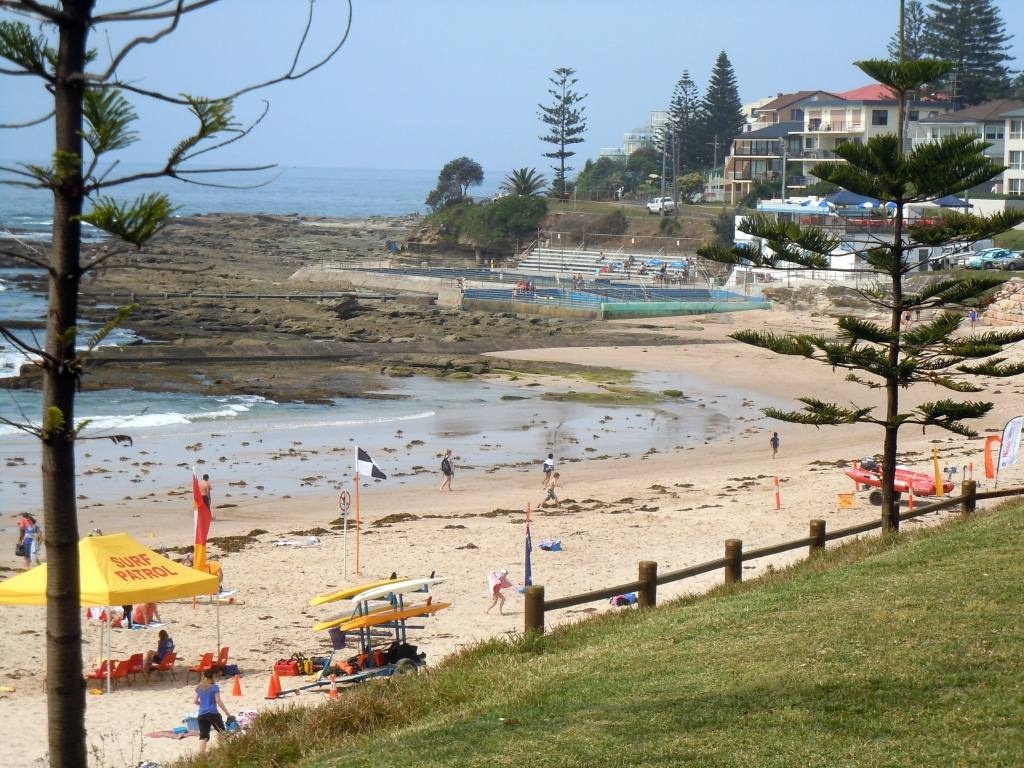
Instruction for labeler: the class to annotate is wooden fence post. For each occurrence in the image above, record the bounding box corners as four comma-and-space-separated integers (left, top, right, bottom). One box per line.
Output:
524, 585, 545, 634
638, 560, 658, 608
809, 519, 826, 555
724, 539, 743, 585
961, 479, 977, 517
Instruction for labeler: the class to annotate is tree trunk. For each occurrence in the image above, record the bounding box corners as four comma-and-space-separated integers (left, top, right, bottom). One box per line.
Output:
46, 3, 92, 765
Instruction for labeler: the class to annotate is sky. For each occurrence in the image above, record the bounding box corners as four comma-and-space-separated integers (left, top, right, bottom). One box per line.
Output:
3, 0, 1024, 176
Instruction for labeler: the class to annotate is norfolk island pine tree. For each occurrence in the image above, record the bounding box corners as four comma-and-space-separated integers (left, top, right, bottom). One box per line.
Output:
0, 3, 351, 765
697, 58, 1024, 531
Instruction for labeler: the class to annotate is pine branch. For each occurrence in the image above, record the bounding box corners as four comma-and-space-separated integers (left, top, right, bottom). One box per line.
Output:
765, 398, 875, 426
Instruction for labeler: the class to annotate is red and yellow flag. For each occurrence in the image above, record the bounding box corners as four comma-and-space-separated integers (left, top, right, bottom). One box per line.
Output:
192, 471, 212, 571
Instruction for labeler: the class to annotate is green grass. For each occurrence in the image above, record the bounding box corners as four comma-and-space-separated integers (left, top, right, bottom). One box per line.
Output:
178, 505, 1024, 768
994, 229, 1024, 251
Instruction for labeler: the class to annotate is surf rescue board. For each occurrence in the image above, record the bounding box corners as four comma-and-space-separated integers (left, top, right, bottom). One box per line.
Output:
349, 577, 446, 604
309, 576, 405, 607
335, 601, 450, 633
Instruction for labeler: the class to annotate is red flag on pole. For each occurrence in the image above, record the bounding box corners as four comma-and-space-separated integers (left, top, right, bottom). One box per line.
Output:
192, 470, 212, 571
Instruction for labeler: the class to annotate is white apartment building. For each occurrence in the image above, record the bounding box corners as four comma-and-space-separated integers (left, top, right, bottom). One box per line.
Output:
911, 99, 1024, 194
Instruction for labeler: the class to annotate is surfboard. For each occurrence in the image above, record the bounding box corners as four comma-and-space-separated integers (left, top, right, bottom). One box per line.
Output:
349, 577, 447, 604
309, 577, 405, 607
335, 601, 450, 633
312, 603, 394, 633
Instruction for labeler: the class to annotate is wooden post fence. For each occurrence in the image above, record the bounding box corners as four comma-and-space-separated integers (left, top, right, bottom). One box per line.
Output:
521, 484, 1024, 634
961, 479, 976, 517
638, 561, 658, 608
809, 519, 826, 554
724, 539, 743, 585
524, 585, 545, 633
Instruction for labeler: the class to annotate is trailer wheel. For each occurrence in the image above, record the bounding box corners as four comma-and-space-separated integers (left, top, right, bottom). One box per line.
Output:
393, 658, 418, 676
868, 490, 883, 506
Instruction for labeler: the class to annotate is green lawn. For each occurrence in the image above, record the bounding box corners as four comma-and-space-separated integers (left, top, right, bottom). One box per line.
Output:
181, 505, 1024, 768
994, 229, 1024, 251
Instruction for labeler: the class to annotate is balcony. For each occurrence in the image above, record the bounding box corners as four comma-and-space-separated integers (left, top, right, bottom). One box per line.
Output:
800, 149, 840, 160
807, 121, 863, 133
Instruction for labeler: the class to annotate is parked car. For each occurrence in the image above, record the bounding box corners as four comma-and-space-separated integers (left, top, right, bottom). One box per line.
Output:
965, 247, 1024, 270
646, 196, 677, 214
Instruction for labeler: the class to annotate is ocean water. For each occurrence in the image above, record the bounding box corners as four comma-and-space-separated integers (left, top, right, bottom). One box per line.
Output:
0, 372, 752, 511
0, 165, 502, 241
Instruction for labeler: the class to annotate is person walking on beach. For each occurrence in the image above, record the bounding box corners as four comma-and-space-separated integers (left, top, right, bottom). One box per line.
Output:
770, 432, 780, 458
198, 473, 212, 510
439, 449, 454, 491
18, 513, 40, 568
968, 307, 978, 330
194, 668, 233, 754
538, 472, 561, 508
486, 568, 514, 614
542, 453, 555, 487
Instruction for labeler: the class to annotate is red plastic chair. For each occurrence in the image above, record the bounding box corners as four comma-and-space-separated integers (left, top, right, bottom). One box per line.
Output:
211, 646, 230, 675
126, 653, 145, 681
148, 651, 177, 681
85, 659, 110, 687
186, 652, 214, 683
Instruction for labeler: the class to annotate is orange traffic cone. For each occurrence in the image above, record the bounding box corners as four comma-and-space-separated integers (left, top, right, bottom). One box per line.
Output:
265, 670, 281, 700
231, 674, 242, 697
328, 674, 338, 701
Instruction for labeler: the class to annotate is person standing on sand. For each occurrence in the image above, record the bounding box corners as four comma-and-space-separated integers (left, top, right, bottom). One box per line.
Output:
538, 472, 561, 508
194, 668, 233, 754
19, 514, 40, 568
770, 432, 780, 458
486, 568, 514, 614
542, 453, 555, 487
439, 449, 454, 491
198, 473, 212, 510
968, 307, 978, 330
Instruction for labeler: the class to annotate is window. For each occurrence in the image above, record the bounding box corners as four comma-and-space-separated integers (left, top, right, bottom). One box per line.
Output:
1010, 151, 1024, 170
908, 109, 919, 121
804, 137, 816, 149
1010, 179, 1023, 195
1011, 119, 1023, 140
871, 109, 889, 126
985, 125, 1004, 140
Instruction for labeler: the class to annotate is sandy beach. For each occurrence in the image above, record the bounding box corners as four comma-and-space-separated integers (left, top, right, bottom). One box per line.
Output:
3, 304, 1024, 767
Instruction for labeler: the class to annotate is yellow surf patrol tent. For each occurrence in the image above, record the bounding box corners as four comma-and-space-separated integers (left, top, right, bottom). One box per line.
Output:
0, 532, 217, 606
0, 533, 218, 692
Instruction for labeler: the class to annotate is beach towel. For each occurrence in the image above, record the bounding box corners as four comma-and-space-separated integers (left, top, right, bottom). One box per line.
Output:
146, 730, 195, 740
273, 537, 321, 547
609, 592, 638, 607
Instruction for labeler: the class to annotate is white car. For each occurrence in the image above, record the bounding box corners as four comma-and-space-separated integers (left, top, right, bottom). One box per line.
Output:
646, 196, 677, 214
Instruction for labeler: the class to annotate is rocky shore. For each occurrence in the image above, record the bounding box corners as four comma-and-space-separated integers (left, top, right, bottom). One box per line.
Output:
3, 213, 680, 400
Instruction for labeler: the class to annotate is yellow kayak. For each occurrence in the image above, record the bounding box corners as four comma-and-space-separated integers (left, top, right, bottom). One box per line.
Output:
334, 601, 450, 633
308, 576, 404, 607
312, 603, 393, 633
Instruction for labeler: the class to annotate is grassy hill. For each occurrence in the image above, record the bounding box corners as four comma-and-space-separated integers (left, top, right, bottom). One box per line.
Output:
181, 505, 1024, 768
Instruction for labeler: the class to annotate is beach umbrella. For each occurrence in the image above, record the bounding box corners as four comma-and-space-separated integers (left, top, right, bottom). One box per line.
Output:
824, 189, 880, 207
933, 194, 972, 208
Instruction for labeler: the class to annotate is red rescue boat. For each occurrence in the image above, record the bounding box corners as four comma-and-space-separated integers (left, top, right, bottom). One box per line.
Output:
845, 458, 954, 504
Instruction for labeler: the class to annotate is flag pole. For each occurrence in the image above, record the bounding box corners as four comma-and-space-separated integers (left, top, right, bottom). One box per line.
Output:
341, 499, 348, 579
354, 446, 361, 576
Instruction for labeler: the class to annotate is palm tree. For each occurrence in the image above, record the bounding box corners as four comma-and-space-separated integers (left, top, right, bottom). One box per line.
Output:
500, 167, 547, 197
